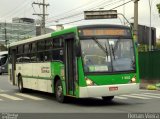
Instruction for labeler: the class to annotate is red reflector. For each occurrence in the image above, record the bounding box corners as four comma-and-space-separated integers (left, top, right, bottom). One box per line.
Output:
109, 87, 118, 91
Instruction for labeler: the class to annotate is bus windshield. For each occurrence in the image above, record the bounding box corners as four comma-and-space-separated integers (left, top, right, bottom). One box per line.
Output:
80, 38, 135, 73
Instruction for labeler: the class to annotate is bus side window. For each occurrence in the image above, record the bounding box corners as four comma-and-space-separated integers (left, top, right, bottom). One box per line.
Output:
52, 38, 64, 62
30, 42, 37, 62
44, 51, 52, 61
23, 44, 30, 63
16, 45, 23, 63
46, 38, 53, 50
45, 38, 53, 61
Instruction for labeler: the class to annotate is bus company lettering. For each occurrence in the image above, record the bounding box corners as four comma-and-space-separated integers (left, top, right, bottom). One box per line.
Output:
41, 67, 50, 73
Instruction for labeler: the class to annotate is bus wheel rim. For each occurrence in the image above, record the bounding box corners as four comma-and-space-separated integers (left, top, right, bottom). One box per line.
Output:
57, 85, 62, 97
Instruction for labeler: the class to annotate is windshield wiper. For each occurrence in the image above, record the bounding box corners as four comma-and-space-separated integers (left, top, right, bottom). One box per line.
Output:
104, 42, 109, 61
92, 38, 109, 57
110, 44, 115, 60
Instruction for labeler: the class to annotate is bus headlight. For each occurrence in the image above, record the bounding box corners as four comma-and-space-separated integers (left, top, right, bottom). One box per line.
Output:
131, 77, 136, 83
85, 77, 96, 86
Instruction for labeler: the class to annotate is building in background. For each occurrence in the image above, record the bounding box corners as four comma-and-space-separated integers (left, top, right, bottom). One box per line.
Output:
138, 25, 156, 46
36, 26, 54, 36
0, 17, 36, 45
130, 23, 156, 46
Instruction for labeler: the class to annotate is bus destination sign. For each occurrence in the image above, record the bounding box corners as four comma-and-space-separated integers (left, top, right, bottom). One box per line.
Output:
79, 28, 131, 37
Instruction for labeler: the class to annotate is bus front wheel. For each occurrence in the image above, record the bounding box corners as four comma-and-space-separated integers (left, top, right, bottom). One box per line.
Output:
102, 96, 114, 102
18, 76, 25, 93
55, 80, 66, 103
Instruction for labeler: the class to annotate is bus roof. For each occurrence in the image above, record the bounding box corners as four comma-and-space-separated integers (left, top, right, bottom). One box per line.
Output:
77, 24, 130, 29
9, 27, 77, 47
9, 24, 130, 47
9, 33, 52, 47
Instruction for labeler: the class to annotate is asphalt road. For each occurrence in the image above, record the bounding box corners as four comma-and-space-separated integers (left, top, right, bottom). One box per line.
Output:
0, 74, 160, 116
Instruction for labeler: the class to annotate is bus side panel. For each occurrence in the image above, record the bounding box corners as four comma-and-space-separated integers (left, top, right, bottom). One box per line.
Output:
51, 62, 66, 95
32, 63, 51, 92
16, 63, 52, 93
77, 57, 86, 97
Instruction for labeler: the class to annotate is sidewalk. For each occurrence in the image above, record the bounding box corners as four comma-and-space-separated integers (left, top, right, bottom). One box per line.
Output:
140, 79, 160, 91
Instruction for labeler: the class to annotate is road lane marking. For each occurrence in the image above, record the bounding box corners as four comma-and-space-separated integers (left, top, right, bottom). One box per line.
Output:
0, 89, 8, 92
115, 96, 128, 100
131, 94, 160, 99
121, 94, 151, 99
144, 93, 160, 96
15, 93, 45, 100
0, 94, 23, 100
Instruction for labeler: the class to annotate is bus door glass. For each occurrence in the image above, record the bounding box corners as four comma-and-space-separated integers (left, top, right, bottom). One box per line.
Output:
64, 36, 76, 96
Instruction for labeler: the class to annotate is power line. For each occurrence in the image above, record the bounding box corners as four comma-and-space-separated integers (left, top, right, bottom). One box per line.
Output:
62, 19, 84, 25
32, 0, 49, 34
110, 0, 132, 10
46, 0, 105, 22
22, 0, 132, 36
46, 0, 125, 24
46, 0, 117, 23
0, 1, 31, 21
47, 0, 132, 27
89, 0, 122, 10
46, 0, 102, 21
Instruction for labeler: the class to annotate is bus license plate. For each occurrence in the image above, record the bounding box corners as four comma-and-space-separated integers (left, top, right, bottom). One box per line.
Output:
109, 87, 118, 91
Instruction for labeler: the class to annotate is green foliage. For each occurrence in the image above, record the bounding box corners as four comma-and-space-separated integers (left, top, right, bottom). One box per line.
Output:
156, 83, 160, 88
156, 41, 160, 49
138, 44, 148, 52
157, 4, 160, 14
147, 85, 157, 90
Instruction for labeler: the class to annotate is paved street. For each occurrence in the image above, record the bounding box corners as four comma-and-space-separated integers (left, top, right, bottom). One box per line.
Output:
0, 74, 160, 113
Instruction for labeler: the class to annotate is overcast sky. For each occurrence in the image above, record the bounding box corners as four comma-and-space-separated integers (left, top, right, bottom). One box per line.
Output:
0, 0, 160, 38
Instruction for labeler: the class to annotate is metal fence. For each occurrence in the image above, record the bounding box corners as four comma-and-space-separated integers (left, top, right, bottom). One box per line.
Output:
139, 50, 160, 80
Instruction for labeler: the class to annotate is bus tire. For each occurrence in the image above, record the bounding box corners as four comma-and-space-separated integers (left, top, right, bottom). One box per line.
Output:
55, 80, 66, 103
102, 96, 114, 102
18, 76, 25, 93
0, 72, 2, 75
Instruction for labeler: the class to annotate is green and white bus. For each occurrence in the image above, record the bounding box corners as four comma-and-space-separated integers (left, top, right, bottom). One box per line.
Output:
8, 24, 139, 102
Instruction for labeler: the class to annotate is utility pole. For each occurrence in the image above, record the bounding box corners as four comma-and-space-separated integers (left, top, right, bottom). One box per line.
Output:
32, 0, 49, 35
148, 0, 152, 51
133, 0, 139, 43
123, 0, 126, 25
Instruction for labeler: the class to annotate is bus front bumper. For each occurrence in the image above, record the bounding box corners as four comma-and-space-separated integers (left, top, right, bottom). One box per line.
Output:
79, 83, 140, 98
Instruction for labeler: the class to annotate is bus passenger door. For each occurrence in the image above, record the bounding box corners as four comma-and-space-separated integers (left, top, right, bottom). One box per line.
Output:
10, 49, 16, 85
65, 37, 76, 96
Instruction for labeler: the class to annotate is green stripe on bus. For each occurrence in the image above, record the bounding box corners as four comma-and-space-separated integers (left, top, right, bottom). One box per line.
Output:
22, 75, 52, 80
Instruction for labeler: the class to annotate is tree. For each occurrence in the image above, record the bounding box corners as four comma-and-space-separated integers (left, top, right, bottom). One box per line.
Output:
157, 4, 160, 14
